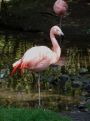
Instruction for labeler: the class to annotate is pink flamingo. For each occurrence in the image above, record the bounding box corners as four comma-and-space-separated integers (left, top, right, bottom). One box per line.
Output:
53, 0, 68, 27
11, 25, 64, 106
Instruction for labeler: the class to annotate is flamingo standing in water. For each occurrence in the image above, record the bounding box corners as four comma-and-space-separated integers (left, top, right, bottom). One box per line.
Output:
11, 25, 64, 106
53, 0, 68, 27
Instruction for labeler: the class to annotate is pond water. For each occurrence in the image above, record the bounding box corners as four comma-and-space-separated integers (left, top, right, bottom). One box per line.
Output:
0, 28, 90, 111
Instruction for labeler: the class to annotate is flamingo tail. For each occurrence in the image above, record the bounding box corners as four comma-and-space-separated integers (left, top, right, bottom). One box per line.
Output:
10, 59, 22, 76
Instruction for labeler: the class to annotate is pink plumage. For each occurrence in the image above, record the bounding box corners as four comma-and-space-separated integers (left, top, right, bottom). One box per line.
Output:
53, 0, 68, 16
10, 26, 64, 76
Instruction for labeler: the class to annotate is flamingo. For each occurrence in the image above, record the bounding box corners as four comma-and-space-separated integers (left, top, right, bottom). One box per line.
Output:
53, 0, 68, 27
11, 25, 64, 106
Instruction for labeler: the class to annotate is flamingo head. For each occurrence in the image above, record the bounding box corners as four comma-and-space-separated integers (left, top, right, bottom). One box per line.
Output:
50, 25, 64, 45
51, 25, 64, 37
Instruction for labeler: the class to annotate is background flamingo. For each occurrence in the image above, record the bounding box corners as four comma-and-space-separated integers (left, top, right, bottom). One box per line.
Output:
11, 25, 64, 106
53, 0, 68, 27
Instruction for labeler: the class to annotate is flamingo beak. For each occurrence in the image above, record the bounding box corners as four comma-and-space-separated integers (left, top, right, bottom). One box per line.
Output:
61, 31, 64, 36
61, 33, 64, 42
59, 32, 64, 46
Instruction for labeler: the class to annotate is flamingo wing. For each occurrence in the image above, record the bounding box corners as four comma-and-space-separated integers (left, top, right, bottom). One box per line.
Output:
30, 56, 51, 71
22, 46, 53, 65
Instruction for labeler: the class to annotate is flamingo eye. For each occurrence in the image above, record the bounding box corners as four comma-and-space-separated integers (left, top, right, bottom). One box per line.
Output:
57, 30, 60, 32
57, 29, 60, 34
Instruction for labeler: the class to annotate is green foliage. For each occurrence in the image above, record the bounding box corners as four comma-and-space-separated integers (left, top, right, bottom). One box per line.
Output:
0, 108, 72, 121
65, 48, 78, 75
65, 80, 72, 95
86, 103, 90, 110
42, 66, 61, 82
8, 69, 33, 92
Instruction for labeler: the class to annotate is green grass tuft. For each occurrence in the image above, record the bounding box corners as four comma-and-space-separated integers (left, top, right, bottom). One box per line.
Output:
0, 107, 72, 121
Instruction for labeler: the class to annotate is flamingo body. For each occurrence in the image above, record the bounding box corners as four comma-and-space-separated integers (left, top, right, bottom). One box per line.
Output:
53, 0, 68, 16
11, 26, 64, 76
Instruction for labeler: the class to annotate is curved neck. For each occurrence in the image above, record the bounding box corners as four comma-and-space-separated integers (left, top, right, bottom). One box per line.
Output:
50, 32, 61, 59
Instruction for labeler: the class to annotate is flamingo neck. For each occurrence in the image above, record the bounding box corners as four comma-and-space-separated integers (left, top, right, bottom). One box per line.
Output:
50, 32, 61, 60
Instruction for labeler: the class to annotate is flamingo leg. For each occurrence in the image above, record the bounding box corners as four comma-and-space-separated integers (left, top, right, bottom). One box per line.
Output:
59, 15, 64, 46
59, 15, 62, 28
38, 73, 41, 107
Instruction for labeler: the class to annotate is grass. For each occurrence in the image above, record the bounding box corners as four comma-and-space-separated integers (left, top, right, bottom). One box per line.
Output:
0, 107, 72, 121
